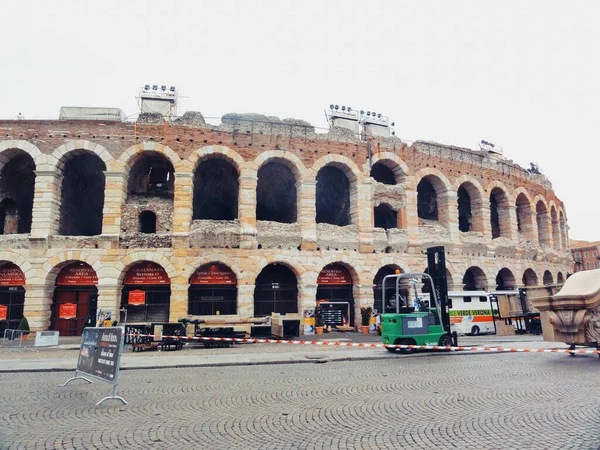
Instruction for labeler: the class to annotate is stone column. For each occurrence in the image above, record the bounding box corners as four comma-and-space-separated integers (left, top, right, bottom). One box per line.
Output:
168, 275, 189, 322
238, 168, 257, 249
23, 280, 53, 332
298, 283, 317, 335
443, 191, 462, 250
101, 171, 127, 247
298, 179, 317, 251
237, 284, 255, 317
172, 172, 193, 249
404, 179, 421, 252
356, 179, 374, 253
97, 284, 121, 315
30, 170, 62, 238
353, 284, 373, 329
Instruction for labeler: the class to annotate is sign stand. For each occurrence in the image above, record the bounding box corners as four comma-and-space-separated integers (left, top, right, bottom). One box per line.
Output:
59, 326, 127, 406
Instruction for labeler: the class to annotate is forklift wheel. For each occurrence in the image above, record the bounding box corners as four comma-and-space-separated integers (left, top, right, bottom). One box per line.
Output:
438, 334, 452, 348
386, 347, 397, 353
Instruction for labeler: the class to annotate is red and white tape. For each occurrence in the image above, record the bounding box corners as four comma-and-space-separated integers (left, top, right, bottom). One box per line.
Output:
127, 334, 600, 355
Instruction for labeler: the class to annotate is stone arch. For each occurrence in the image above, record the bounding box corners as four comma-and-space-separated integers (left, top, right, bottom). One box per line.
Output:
0, 147, 36, 234
515, 189, 536, 240
368, 153, 409, 184
251, 258, 304, 282
543, 270, 554, 285
557, 272, 565, 284
558, 208, 568, 249
415, 168, 452, 227
255, 152, 303, 224
454, 176, 486, 233
312, 154, 361, 183
534, 196, 551, 247
496, 268, 516, 289
0, 251, 34, 283
254, 150, 306, 179
119, 142, 181, 171
549, 204, 560, 250
51, 141, 113, 171
42, 250, 102, 285
413, 168, 452, 192
522, 268, 538, 286
486, 181, 511, 239
114, 252, 177, 285
0, 140, 42, 171
462, 266, 488, 291
188, 145, 244, 174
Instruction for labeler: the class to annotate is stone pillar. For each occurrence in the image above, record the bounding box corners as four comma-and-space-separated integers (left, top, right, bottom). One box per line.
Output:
237, 284, 255, 317
443, 191, 462, 249
353, 284, 373, 328
524, 212, 538, 243
23, 280, 53, 331
552, 218, 561, 250
404, 180, 421, 252
298, 179, 317, 251
97, 284, 121, 314
101, 171, 127, 237
168, 276, 188, 322
238, 168, 257, 249
537, 212, 552, 247
30, 170, 62, 238
356, 180, 374, 253
298, 283, 317, 335
172, 172, 193, 249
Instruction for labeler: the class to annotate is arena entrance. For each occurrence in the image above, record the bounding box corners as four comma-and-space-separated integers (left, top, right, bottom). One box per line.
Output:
0, 263, 26, 334
254, 264, 298, 317
373, 266, 409, 313
121, 262, 171, 323
189, 263, 237, 315
316, 264, 354, 328
51, 262, 98, 336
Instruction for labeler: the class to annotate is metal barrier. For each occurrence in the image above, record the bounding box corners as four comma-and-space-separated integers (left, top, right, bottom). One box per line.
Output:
1, 329, 26, 348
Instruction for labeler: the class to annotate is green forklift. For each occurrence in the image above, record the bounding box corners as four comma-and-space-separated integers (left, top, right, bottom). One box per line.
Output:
381, 246, 458, 353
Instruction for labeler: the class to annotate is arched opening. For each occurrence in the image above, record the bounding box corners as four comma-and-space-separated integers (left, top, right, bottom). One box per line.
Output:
0, 262, 26, 334
189, 263, 237, 315
522, 268, 538, 286
51, 262, 98, 336
254, 264, 298, 316
59, 153, 106, 236
536, 201, 550, 247
121, 262, 171, 323
417, 178, 438, 221
557, 272, 565, 284
516, 193, 534, 239
543, 270, 554, 285
457, 185, 472, 232
256, 162, 297, 223
490, 187, 509, 239
193, 158, 238, 220
316, 264, 355, 327
139, 211, 157, 234
374, 203, 398, 229
370, 162, 396, 185
422, 268, 455, 292
123, 154, 174, 235
373, 266, 408, 313
0, 152, 35, 234
551, 207, 560, 250
462, 267, 488, 291
316, 166, 350, 226
495, 268, 516, 290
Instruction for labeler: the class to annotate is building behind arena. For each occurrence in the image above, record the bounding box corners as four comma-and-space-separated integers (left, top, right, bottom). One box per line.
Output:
0, 100, 572, 335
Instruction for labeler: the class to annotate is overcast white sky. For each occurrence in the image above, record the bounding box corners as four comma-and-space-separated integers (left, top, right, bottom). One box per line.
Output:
2, 1, 598, 241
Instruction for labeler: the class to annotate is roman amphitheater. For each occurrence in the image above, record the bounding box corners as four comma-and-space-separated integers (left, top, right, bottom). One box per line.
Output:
0, 107, 572, 335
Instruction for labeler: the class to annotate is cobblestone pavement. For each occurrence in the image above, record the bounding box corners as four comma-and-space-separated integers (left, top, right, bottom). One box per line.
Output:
1, 352, 599, 449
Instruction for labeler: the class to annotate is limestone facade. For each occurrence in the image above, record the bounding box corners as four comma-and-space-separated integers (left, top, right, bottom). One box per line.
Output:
0, 117, 573, 333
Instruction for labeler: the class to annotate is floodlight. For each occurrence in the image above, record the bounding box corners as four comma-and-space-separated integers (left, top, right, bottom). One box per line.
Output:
360, 110, 364, 115
378, 113, 381, 118
335, 105, 339, 110
367, 111, 371, 116
144, 84, 150, 90
391, 122, 395, 127
161, 85, 166, 91
152, 85, 158, 90
341, 106, 346, 111
392, 131, 396, 136
330, 104, 334, 109
348, 107, 352, 112
170, 86, 176, 92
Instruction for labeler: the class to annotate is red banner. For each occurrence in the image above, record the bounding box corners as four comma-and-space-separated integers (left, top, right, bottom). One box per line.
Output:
59, 303, 77, 319
123, 262, 170, 285
0, 263, 26, 286
317, 264, 352, 285
56, 263, 98, 286
128, 290, 146, 305
0, 305, 7, 320
190, 263, 236, 285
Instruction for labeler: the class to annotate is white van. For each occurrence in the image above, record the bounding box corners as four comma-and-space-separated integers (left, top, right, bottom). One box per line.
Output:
447, 291, 495, 336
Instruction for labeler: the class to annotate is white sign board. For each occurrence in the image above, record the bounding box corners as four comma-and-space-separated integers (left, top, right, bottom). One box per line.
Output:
34, 330, 59, 347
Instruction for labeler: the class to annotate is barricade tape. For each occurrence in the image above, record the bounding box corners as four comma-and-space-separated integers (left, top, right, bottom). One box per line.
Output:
125, 333, 600, 355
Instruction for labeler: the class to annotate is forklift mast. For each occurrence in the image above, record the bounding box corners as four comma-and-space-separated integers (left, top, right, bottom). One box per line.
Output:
426, 246, 450, 334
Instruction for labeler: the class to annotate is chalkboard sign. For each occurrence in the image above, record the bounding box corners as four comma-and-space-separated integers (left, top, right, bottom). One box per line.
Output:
78, 327, 124, 383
